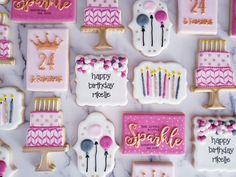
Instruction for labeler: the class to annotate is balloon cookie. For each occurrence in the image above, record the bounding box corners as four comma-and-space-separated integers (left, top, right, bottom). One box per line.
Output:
192, 40, 236, 109
75, 55, 128, 106
0, 13, 15, 65
193, 116, 236, 171
129, 0, 172, 57
81, 0, 125, 50
0, 87, 24, 130
0, 139, 17, 177
23, 97, 69, 172
133, 61, 187, 105
74, 112, 119, 177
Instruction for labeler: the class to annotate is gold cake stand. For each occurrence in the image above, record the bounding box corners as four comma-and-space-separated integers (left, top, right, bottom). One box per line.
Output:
23, 143, 69, 172
192, 87, 236, 110
0, 57, 15, 65
81, 26, 125, 51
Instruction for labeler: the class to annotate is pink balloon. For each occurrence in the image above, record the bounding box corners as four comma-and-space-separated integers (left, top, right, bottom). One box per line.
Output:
100, 136, 113, 150
143, 0, 156, 12
155, 10, 167, 23
0, 160, 7, 176
87, 124, 103, 138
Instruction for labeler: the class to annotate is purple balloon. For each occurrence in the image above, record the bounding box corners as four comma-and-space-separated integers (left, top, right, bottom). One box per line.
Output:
155, 10, 167, 23
100, 136, 113, 151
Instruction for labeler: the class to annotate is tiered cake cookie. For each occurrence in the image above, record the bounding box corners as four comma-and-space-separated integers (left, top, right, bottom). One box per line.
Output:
74, 112, 119, 177
132, 162, 174, 177
230, 0, 236, 37
0, 87, 24, 130
75, 55, 128, 106
11, 0, 76, 23
178, 0, 218, 34
26, 28, 69, 92
0, 13, 15, 65
0, 139, 17, 177
133, 61, 187, 104
193, 40, 236, 109
23, 98, 69, 171
122, 113, 185, 155
81, 0, 124, 50
193, 116, 236, 171
129, 0, 172, 57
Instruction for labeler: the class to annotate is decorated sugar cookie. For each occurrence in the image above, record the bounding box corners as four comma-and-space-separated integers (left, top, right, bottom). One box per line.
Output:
133, 61, 187, 104
81, 0, 125, 50
122, 113, 185, 155
193, 40, 236, 109
0, 139, 17, 177
11, 0, 76, 23
193, 116, 236, 171
178, 0, 218, 34
0, 13, 15, 65
26, 28, 69, 92
129, 0, 172, 57
0, 87, 24, 130
132, 162, 174, 177
23, 97, 69, 171
75, 55, 128, 106
230, 0, 236, 37
74, 112, 119, 177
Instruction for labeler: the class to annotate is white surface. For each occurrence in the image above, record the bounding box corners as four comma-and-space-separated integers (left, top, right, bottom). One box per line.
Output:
0, 0, 236, 177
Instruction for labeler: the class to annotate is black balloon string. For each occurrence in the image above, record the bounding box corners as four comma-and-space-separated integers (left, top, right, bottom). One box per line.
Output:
142, 26, 145, 46
95, 141, 98, 172
150, 15, 154, 46
161, 23, 164, 47
104, 151, 108, 172
86, 153, 89, 172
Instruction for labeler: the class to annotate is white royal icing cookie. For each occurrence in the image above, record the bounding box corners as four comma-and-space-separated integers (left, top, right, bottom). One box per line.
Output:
74, 112, 119, 177
129, 0, 172, 57
133, 61, 187, 104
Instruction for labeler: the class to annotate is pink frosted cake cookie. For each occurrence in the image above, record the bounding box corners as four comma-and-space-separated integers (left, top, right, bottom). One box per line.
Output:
178, 0, 218, 34
193, 116, 236, 171
75, 55, 128, 106
132, 162, 174, 177
11, 0, 76, 23
74, 112, 119, 177
81, 0, 124, 50
26, 28, 69, 92
0, 13, 14, 65
193, 40, 236, 109
133, 61, 187, 105
122, 113, 185, 155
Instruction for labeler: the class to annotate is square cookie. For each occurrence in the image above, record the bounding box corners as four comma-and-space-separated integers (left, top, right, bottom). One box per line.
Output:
122, 113, 185, 155
26, 28, 69, 92
11, 0, 76, 23
132, 162, 174, 177
178, 0, 218, 35
193, 116, 236, 171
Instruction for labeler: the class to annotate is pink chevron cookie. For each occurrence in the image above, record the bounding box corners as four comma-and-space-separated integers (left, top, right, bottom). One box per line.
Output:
11, 0, 76, 23
122, 113, 185, 155
195, 40, 235, 89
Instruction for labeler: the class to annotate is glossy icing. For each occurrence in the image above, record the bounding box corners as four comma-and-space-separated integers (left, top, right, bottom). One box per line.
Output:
133, 61, 187, 104
75, 55, 128, 106
178, 0, 218, 34
11, 0, 76, 23
26, 28, 69, 92
129, 0, 172, 57
74, 112, 119, 177
122, 113, 185, 155
193, 116, 236, 171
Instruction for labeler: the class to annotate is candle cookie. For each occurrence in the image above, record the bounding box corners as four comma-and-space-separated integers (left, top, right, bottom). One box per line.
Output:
178, 0, 218, 34
81, 0, 124, 50
23, 97, 69, 171
26, 28, 69, 92
132, 162, 174, 177
193, 116, 236, 171
122, 113, 185, 155
11, 0, 76, 23
74, 112, 119, 177
0, 139, 17, 177
193, 40, 236, 109
129, 0, 172, 57
75, 55, 128, 106
133, 61, 187, 104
